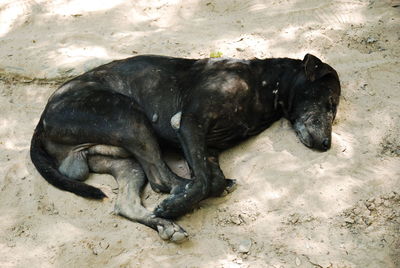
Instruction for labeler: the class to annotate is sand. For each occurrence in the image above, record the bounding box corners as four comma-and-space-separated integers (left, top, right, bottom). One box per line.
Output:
0, 0, 399, 267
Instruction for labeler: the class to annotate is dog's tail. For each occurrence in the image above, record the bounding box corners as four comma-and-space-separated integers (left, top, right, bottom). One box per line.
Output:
30, 120, 106, 199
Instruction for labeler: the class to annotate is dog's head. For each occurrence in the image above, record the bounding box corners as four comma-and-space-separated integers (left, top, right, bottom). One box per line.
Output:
287, 54, 341, 151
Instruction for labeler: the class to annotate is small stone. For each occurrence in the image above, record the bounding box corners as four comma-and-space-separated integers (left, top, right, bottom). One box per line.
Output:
295, 256, 301, 266
360, 83, 368, 90
290, 214, 300, 224
387, 211, 396, 220
363, 217, 373, 226
344, 217, 355, 224
374, 197, 383, 206
100, 241, 109, 250
362, 209, 371, 217
366, 37, 378, 44
388, 192, 397, 199
231, 215, 242, 225
366, 203, 376, 210
238, 239, 252, 253
353, 207, 361, 215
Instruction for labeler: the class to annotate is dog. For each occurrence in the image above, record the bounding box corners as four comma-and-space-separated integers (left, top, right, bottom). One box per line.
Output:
30, 54, 340, 242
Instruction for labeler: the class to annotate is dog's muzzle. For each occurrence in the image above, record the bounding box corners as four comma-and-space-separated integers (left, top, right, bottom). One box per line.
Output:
293, 115, 332, 152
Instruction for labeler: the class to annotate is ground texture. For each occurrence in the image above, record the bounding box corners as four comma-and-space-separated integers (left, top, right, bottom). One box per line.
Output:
0, 0, 399, 267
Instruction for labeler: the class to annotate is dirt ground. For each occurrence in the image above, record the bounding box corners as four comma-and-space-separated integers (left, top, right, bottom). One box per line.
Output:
0, 0, 399, 267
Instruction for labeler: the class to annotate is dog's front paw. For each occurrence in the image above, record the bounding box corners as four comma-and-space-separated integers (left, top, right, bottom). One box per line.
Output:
154, 193, 195, 219
154, 181, 206, 218
170, 179, 191, 195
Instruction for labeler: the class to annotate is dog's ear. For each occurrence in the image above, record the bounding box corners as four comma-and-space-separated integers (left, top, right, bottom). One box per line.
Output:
302, 54, 334, 82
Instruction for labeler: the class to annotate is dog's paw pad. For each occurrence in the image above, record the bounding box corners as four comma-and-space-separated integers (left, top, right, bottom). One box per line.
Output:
171, 230, 188, 243
157, 223, 188, 243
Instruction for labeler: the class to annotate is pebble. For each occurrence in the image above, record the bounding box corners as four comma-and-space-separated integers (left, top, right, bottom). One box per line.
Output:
230, 215, 242, 225
366, 203, 376, 210
289, 214, 300, 224
363, 216, 373, 226
353, 207, 361, 215
366, 37, 378, 44
344, 217, 355, 224
374, 197, 383, 205
383, 200, 391, 207
238, 239, 252, 253
295, 257, 301, 266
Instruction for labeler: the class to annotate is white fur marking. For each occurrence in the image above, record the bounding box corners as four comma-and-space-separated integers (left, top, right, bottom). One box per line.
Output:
152, 113, 159, 123
170, 112, 182, 130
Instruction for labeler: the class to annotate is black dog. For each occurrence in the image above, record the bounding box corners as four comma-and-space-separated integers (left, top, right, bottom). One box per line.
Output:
30, 54, 340, 242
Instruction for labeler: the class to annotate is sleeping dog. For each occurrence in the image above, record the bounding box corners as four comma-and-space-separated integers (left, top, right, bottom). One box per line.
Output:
30, 54, 340, 242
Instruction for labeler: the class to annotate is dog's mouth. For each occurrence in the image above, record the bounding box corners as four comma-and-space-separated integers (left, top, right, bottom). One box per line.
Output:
293, 120, 313, 148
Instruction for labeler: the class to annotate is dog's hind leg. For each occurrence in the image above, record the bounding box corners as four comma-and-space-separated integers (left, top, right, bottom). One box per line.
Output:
88, 155, 188, 243
44, 88, 190, 195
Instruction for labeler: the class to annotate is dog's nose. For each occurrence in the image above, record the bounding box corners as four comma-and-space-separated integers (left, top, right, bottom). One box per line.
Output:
322, 138, 330, 150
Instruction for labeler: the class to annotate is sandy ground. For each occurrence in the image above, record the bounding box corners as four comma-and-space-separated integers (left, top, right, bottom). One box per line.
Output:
1, 0, 399, 267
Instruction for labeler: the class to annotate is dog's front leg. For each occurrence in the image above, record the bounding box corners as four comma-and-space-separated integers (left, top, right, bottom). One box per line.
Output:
154, 113, 213, 219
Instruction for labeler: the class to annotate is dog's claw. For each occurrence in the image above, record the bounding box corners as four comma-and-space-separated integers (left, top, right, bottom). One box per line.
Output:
210, 178, 237, 197
225, 179, 237, 193
220, 179, 236, 196
157, 225, 168, 240
171, 231, 188, 243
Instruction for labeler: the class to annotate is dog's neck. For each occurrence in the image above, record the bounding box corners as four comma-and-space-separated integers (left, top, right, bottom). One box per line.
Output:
271, 80, 287, 116
255, 58, 303, 121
